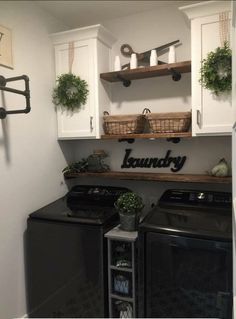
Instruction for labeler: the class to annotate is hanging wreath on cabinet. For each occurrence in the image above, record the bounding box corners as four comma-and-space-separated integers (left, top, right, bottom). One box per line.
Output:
52, 73, 89, 111
199, 42, 232, 96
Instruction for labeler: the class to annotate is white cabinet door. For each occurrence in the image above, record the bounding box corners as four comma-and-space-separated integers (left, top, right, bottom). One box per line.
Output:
233, 124, 236, 319
55, 39, 96, 139
232, 0, 236, 314
52, 24, 116, 140
191, 13, 233, 136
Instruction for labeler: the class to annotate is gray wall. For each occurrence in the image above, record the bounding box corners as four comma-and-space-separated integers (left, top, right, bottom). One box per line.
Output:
70, 136, 231, 215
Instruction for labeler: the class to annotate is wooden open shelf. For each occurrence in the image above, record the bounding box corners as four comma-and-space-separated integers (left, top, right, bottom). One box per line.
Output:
64, 171, 231, 184
101, 131, 192, 140
100, 61, 191, 83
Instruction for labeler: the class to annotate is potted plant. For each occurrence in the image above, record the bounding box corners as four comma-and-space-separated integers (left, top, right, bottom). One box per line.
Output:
115, 192, 144, 231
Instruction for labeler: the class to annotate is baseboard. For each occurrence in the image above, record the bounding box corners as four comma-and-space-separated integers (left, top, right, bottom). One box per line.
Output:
14, 314, 28, 319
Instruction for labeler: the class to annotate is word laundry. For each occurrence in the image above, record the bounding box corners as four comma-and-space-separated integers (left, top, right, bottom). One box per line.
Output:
121, 149, 186, 172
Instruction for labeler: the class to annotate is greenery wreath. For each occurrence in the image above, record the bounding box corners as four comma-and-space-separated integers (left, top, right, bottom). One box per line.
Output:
52, 73, 89, 111
199, 42, 232, 96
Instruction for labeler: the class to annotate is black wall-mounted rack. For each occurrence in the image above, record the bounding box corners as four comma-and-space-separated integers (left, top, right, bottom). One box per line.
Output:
0, 75, 31, 119
117, 137, 181, 144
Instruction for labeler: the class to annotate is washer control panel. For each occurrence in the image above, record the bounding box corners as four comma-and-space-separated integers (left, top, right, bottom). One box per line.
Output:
159, 189, 231, 208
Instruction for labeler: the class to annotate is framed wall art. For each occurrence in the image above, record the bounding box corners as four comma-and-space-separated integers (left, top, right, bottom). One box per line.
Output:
0, 25, 13, 69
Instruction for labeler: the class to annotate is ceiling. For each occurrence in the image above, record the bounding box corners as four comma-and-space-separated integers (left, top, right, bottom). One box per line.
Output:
34, 1, 201, 29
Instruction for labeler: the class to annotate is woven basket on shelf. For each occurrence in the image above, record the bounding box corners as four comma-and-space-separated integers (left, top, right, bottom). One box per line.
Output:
103, 111, 146, 135
144, 109, 191, 133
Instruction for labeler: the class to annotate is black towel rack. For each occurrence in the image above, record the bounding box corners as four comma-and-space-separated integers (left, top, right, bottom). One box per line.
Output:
0, 75, 31, 119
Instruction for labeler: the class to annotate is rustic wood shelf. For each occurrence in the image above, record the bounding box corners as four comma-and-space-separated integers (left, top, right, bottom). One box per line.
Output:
100, 61, 191, 84
64, 171, 231, 184
101, 131, 192, 140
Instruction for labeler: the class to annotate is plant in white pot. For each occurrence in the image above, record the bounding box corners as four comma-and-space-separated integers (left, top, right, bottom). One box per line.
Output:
115, 192, 144, 231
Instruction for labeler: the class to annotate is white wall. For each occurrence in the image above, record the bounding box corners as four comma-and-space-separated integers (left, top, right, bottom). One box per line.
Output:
105, 5, 192, 115
0, 2, 70, 318
71, 4, 231, 202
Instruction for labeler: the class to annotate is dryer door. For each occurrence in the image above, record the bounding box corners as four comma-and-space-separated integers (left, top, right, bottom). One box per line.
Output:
145, 232, 232, 318
26, 219, 106, 318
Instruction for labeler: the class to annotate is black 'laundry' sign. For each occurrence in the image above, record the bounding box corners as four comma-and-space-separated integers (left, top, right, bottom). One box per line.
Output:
121, 149, 186, 172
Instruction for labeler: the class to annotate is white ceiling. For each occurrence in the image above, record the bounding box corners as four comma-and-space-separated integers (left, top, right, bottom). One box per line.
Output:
34, 0, 201, 29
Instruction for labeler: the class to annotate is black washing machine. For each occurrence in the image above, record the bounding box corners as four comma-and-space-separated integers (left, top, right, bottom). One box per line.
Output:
26, 185, 129, 318
138, 189, 232, 319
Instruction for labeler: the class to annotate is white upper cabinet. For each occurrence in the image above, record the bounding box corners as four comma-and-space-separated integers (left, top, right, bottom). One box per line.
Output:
180, 1, 233, 136
51, 25, 116, 139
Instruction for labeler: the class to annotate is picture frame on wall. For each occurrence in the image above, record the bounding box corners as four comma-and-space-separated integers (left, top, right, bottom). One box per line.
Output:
0, 25, 13, 69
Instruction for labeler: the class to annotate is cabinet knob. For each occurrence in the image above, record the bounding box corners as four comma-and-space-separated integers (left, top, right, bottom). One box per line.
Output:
90, 116, 93, 132
197, 110, 201, 127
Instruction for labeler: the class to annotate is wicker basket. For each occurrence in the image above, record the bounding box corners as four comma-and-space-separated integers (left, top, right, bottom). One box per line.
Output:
103, 111, 146, 135
144, 110, 191, 133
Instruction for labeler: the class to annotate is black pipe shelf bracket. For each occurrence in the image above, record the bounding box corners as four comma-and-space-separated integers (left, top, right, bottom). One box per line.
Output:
0, 75, 31, 119
117, 67, 181, 87
118, 138, 135, 144
116, 74, 131, 87
168, 68, 181, 81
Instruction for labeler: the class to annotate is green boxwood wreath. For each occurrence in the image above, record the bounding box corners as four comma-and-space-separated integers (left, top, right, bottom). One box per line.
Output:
52, 73, 89, 111
199, 42, 232, 96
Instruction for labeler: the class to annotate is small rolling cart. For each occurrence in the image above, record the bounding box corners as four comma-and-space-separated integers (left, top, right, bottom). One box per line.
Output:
105, 226, 138, 318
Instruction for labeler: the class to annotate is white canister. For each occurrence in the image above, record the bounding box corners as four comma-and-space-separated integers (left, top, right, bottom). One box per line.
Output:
168, 45, 176, 64
114, 55, 121, 71
150, 49, 158, 66
130, 53, 137, 69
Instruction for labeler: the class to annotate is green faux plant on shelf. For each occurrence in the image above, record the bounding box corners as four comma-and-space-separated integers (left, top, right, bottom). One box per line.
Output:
62, 158, 88, 174
62, 150, 110, 175
115, 192, 144, 231
52, 73, 89, 111
199, 42, 232, 96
